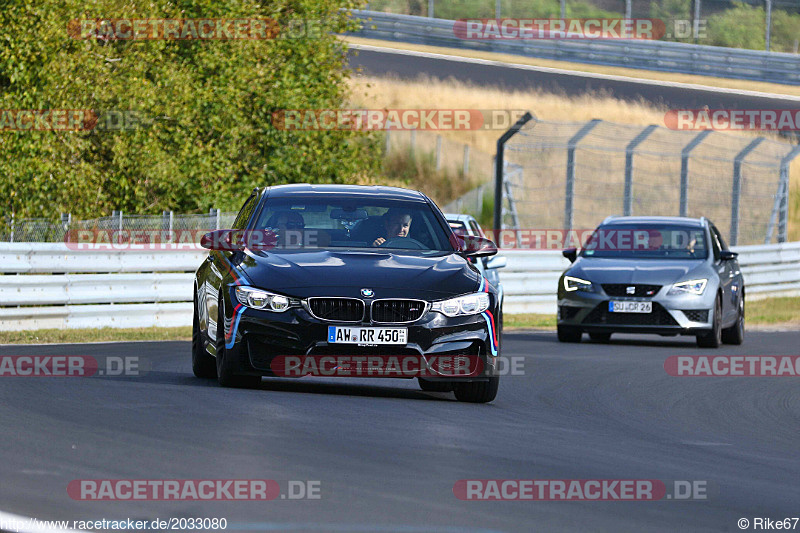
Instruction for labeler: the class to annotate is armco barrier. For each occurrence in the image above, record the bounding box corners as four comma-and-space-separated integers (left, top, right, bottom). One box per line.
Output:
0, 241, 797, 329
349, 11, 800, 86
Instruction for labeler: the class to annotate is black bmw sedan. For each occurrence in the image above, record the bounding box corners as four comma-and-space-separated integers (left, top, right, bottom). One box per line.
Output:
192, 184, 502, 403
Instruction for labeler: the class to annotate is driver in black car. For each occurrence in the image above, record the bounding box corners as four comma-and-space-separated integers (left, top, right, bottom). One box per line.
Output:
372, 209, 412, 247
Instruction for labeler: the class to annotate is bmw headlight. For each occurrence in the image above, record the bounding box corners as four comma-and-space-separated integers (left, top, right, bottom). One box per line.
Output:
431, 292, 491, 317
563, 276, 594, 293
235, 286, 297, 312
668, 279, 707, 295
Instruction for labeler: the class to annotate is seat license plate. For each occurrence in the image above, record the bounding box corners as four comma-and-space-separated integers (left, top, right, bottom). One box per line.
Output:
608, 301, 652, 313
328, 326, 408, 345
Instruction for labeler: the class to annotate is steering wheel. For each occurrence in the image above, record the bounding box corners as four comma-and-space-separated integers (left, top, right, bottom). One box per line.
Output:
379, 237, 426, 250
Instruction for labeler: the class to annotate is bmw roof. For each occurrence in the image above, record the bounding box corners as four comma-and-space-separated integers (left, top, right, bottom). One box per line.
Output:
262, 184, 427, 201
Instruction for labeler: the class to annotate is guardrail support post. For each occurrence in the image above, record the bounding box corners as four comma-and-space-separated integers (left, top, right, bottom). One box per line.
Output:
564, 119, 601, 231
624, 124, 658, 216
435, 135, 442, 171
731, 138, 765, 246
410, 130, 416, 160
463, 144, 470, 177
494, 112, 534, 247
680, 130, 711, 217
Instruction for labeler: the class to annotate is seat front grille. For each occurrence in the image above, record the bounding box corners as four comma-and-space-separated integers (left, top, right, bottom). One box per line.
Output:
602, 284, 662, 297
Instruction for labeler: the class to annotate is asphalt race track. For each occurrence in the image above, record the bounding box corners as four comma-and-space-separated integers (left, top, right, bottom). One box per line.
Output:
1, 331, 798, 532
348, 46, 800, 111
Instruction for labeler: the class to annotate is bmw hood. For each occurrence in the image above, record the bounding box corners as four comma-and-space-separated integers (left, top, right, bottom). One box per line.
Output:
236, 249, 481, 300
567, 257, 708, 286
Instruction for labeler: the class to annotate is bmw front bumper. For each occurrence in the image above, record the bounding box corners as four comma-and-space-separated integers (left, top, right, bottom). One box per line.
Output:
220, 300, 501, 381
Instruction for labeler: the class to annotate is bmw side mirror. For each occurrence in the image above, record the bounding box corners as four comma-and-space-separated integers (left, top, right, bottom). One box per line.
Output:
719, 250, 738, 261
458, 236, 498, 258
563, 248, 577, 263
200, 229, 244, 251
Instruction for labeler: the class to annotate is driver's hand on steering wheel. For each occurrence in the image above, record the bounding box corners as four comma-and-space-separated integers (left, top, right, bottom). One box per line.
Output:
372, 237, 386, 247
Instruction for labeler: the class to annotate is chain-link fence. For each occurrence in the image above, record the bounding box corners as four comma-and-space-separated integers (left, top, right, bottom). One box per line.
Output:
0, 210, 238, 243
485, 118, 800, 246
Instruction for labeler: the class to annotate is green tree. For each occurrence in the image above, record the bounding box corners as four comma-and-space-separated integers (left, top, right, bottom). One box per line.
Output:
0, 0, 379, 220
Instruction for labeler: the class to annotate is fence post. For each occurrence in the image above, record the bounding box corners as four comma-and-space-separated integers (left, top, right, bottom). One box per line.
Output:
680, 130, 711, 217
565, 119, 601, 231
494, 112, 534, 246
730, 138, 764, 246
428, 0, 433, 18
765, 0, 772, 51
463, 144, 470, 177
435, 135, 442, 171
772, 145, 800, 243
624, 124, 658, 216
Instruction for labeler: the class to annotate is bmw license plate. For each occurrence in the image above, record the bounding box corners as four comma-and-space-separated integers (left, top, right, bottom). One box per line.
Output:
609, 301, 652, 313
328, 326, 408, 345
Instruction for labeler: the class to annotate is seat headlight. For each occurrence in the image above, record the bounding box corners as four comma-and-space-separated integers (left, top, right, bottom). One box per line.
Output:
668, 279, 707, 295
431, 292, 491, 317
235, 286, 297, 312
564, 276, 594, 292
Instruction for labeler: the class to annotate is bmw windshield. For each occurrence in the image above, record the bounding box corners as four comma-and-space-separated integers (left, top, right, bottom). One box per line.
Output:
580, 224, 709, 259
251, 196, 455, 253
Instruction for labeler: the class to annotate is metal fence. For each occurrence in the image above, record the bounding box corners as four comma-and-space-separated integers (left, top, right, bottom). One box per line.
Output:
0, 210, 238, 243
349, 10, 800, 85
0, 240, 796, 329
455, 117, 800, 246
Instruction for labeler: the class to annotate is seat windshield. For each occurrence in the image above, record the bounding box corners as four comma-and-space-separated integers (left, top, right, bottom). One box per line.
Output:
580, 224, 709, 259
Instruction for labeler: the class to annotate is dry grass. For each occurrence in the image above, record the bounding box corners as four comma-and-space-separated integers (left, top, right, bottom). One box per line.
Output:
348, 74, 672, 156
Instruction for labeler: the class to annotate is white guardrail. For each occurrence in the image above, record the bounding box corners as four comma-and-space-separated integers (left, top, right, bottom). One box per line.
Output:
0, 242, 797, 330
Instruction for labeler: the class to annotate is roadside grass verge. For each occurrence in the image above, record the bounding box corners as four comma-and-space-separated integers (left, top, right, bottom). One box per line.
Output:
0, 327, 192, 345
506, 296, 800, 331
0, 297, 795, 344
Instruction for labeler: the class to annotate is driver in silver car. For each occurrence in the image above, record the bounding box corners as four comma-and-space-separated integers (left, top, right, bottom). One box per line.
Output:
372, 209, 412, 247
